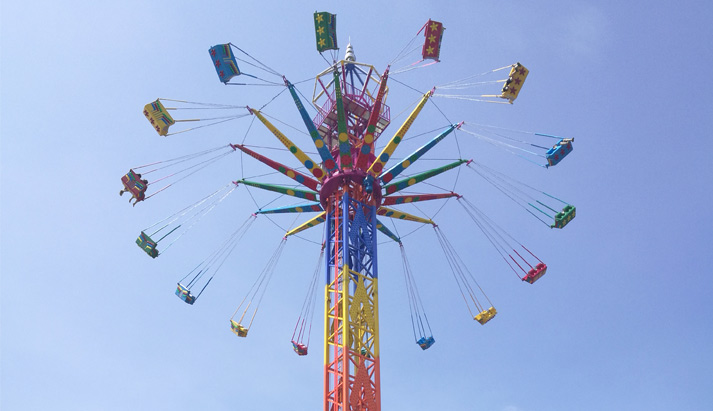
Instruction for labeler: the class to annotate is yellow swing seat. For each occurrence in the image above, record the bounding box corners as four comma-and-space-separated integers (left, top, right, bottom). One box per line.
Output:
230, 320, 249, 337
474, 306, 497, 325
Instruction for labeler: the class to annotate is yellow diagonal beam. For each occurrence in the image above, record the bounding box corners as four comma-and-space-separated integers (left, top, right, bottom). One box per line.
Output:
284, 211, 327, 237
249, 108, 327, 181
376, 207, 434, 224
366, 89, 434, 177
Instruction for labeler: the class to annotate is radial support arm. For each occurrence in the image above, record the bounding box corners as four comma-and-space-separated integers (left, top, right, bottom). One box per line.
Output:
248, 107, 327, 181
285, 212, 327, 237
232, 144, 321, 191
382, 159, 467, 195
379, 122, 461, 184
367, 88, 434, 177
239, 179, 319, 202
284, 77, 340, 175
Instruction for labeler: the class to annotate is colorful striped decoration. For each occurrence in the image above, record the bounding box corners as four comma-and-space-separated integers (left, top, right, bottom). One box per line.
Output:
230, 319, 248, 337
143, 99, 175, 136
209, 44, 241, 84
136, 231, 158, 258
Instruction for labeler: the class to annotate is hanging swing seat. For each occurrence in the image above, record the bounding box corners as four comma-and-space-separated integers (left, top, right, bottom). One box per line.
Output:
500, 63, 529, 103
417, 336, 436, 350
175, 283, 196, 305
143, 99, 175, 136
230, 320, 249, 337
474, 306, 497, 325
551, 205, 576, 229
209, 44, 241, 84
121, 169, 148, 200
291, 340, 308, 356
136, 231, 158, 258
522, 263, 548, 284
545, 138, 574, 167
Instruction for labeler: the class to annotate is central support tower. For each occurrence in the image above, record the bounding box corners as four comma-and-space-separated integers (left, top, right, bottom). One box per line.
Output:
317, 48, 389, 411
324, 189, 380, 411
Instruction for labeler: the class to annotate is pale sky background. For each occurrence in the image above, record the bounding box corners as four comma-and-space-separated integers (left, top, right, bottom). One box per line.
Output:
2, 1, 712, 410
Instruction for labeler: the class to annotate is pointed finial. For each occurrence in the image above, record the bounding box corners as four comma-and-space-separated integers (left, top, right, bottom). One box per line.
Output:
345, 42, 356, 62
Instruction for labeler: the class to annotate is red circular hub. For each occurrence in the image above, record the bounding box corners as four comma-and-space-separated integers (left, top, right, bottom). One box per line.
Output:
319, 169, 382, 209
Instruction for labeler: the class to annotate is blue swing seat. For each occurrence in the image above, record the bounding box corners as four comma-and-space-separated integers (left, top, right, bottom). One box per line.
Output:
417, 336, 435, 350
175, 283, 196, 305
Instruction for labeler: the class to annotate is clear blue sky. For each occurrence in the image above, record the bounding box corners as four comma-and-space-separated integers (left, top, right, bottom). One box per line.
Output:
2, 1, 712, 410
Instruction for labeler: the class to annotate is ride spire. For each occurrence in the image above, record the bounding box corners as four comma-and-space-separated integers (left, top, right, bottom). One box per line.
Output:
345, 41, 356, 62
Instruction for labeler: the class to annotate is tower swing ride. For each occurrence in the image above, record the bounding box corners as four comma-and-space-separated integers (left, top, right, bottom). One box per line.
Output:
122, 12, 576, 411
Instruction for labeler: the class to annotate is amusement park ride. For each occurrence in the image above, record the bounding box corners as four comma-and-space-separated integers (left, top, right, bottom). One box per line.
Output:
123, 12, 576, 411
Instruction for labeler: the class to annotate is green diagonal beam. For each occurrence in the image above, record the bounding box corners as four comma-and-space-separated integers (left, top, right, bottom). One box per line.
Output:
375, 219, 401, 243
333, 69, 353, 169
256, 203, 323, 214
383, 159, 468, 195
381, 192, 459, 206
239, 179, 319, 202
